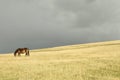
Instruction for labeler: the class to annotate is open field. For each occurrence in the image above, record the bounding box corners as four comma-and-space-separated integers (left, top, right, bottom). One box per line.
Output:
0, 40, 120, 80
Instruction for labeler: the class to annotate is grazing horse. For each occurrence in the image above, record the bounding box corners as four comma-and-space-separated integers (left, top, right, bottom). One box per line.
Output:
14, 48, 30, 56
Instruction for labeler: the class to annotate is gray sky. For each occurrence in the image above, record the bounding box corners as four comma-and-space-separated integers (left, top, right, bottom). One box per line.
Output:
0, 0, 120, 53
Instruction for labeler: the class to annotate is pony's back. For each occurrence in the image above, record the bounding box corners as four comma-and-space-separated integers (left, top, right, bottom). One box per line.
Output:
14, 48, 29, 56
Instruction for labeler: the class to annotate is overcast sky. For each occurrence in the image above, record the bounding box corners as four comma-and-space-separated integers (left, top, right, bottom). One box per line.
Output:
0, 0, 120, 53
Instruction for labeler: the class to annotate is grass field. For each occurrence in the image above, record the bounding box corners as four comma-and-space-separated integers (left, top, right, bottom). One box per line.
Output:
0, 40, 120, 80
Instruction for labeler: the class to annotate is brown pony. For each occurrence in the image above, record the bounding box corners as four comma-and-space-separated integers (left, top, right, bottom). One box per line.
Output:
14, 48, 30, 56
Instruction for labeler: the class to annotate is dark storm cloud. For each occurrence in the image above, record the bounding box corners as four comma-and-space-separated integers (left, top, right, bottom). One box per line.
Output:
0, 0, 120, 53
54, 0, 120, 28
86, 0, 96, 3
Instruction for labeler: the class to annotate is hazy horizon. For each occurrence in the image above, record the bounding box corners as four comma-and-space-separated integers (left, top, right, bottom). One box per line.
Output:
0, 0, 120, 53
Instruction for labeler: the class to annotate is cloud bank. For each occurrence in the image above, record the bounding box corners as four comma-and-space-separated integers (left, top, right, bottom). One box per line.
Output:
0, 0, 120, 53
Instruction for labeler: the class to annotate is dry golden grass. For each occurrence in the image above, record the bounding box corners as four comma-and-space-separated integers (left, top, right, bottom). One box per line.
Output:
0, 40, 120, 80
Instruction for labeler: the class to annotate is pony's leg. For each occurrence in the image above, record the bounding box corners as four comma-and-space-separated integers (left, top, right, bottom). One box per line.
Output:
18, 53, 21, 56
25, 52, 27, 56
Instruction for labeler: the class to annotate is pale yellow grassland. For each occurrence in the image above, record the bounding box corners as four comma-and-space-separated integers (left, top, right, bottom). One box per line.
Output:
0, 40, 120, 80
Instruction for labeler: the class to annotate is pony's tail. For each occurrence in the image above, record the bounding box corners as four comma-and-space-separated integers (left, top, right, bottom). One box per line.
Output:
25, 48, 30, 56
27, 50, 30, 56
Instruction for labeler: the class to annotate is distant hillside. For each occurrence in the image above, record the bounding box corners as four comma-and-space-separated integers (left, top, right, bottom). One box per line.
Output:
31, 40, 120, 52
